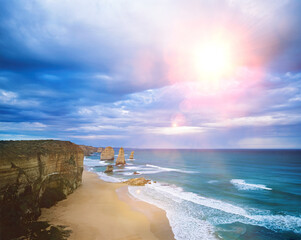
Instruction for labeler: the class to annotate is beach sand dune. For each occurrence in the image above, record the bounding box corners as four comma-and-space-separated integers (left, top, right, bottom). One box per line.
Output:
39, 171, 174, 240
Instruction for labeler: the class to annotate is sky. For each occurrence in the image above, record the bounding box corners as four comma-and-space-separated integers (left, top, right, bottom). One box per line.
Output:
1, 0, 301, 148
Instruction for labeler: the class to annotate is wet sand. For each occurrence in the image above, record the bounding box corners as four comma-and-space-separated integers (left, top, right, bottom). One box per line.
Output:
39, 171, 175, 240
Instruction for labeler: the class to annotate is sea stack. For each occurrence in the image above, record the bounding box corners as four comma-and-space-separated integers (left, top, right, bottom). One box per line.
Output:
129, 151, 134, 159
123, 177, 150, 186
104, 165, 114, 173
116, 147, 126, 165
101, 146, 114, 160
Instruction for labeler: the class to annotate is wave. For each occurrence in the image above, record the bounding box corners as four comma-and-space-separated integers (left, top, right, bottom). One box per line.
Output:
208, 180, 219, 184
146, 182, 248, 216
128, 183, 218, 240
146, 164, 197, 174
128, 181, 301, 238
84, 157, 300, 237
96, 172, 122, 183
231, 179, 272, 191
117, 164, 196, 175
84, 158, 110, 167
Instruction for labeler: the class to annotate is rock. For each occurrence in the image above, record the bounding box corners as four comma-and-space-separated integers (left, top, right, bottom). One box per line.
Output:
104, 165, 113, 173
0, 140, 84, 240
97, 147, 103, 153
101, 147, 114, 161
79, 145, 98, 156
129, 151, 134, 159
115, 147, 126, 166
133, 171, 139, 175
123, 177, 150, 186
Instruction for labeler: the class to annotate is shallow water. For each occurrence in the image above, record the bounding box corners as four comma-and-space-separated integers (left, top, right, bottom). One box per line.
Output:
85, 149, 301, 240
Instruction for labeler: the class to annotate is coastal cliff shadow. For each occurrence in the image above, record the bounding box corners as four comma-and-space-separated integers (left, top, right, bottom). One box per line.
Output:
1, 221, 72, 240
1, 221, 71, 240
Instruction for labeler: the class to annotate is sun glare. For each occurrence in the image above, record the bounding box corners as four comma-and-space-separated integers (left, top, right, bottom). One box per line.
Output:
195, 39, 234, 81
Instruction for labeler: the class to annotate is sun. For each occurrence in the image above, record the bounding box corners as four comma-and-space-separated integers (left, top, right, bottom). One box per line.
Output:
194, 39, 234, 81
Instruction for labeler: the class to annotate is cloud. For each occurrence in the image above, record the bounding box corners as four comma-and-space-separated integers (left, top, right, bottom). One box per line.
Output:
70, 135, 126, 140
237, 137, 301, 149
204, 114, 301, 128
0, 0, 301, 148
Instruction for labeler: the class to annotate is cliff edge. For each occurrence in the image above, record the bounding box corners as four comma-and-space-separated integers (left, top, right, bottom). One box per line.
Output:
0, 140, 84, 239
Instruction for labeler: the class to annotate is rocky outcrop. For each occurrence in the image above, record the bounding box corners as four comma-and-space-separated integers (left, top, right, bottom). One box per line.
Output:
129, 151, 134, 159
97, 147, 103, 153
79, 145, 98, 156
123, 177, 150, 186
104, 165, 113, 173
116, 147, 126, 166
101, 146, 115, 161
0, 140, 84, 240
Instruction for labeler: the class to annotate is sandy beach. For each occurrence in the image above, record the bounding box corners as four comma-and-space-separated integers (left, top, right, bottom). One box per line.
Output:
39, 171, 175, 240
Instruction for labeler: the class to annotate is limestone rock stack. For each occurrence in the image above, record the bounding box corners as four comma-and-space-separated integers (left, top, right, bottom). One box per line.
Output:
116, 147, 126, 166
129, 151, 134, 159
104, 165, 114, 173
97, 147, 103, 153
123, 177, 150, 186
101, 146, 114, 160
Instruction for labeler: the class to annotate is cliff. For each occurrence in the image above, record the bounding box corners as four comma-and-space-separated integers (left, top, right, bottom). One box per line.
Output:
79, 145, 98, 156
0, 140, 84, 239
101, 146, 114, 160
116, 147, 126, 166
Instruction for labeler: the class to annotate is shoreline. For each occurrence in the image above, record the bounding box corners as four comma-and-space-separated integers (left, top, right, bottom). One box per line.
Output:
39, 171, 175, 240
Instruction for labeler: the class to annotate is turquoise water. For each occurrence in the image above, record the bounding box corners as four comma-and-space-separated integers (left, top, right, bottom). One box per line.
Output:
85, 149, 301, 240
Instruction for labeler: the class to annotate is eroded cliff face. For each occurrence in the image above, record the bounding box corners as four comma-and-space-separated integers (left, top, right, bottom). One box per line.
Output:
79, 145, 98, 156
0, 140, 84, 239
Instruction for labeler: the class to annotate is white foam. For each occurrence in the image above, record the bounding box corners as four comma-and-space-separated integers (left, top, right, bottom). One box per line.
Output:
84, 158, 110, 167
129, 185, 218, 240
124, 166, 144, 170
129, 181, 301, 235
231, 179, 272, 191
249, 214, 301, 234
117, 172, 135, 176
117, 164, 196, 176
146, 164, 197, 174
96, 172, 122, 183
208, 180, 219, 184
149, 182, 248, 216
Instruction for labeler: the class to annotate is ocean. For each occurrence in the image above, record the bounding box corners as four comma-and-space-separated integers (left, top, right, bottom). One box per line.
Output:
84, 149, 301, 240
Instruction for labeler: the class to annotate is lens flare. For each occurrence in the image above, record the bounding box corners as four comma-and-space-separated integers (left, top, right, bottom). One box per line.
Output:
194, 38, 234, 82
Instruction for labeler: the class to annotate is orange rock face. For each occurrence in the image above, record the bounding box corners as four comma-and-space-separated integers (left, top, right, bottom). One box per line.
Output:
101, 146, 114, 160
123, 177, 151, 186
116, 147, 126, 165
129, 151, 134, 159
0, 140, 84, 239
